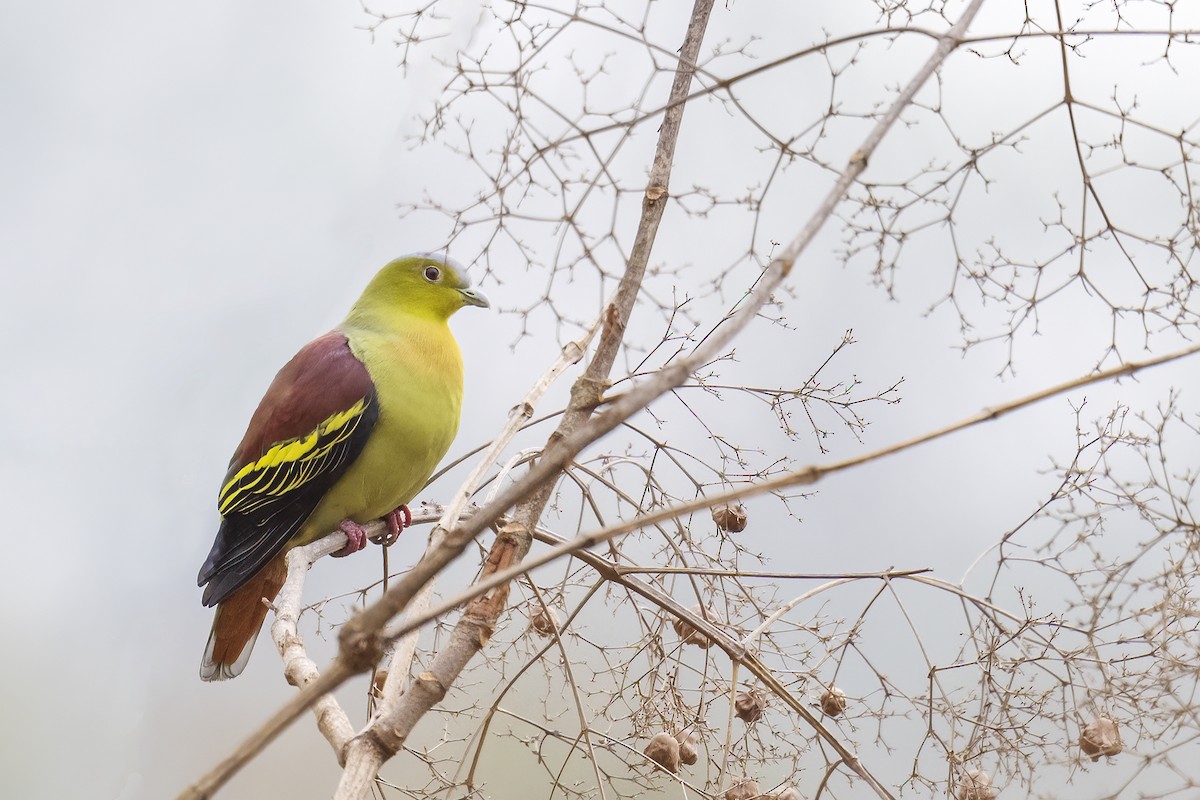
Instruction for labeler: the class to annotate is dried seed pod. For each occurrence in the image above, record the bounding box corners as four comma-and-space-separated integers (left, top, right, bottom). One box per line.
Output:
725, 778, 761, 800
643, 732, 681, 773
819, 686, 847, 717
529, 604, 560, 637
735, 689, 766, 724
672, 604, 717, 649
1080, 717, 1123, 761
956, 768, 996, 800
712, 503, 748, 532
675, 730, 699, 766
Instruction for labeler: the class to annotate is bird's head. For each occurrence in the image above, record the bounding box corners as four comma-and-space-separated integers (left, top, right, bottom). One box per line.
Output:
350, 254, 490, 324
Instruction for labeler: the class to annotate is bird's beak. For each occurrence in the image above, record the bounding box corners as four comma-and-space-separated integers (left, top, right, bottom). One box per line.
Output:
459, 288, 490, 309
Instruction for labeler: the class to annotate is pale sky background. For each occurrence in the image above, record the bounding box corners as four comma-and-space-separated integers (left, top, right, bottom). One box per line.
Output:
3, 2, 1198, 799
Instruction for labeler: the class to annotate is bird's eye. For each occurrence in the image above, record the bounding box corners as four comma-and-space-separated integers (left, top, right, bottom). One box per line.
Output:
424, 266, 441, 282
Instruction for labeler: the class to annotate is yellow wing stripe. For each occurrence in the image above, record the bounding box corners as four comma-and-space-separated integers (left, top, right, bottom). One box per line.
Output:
218, 398, 369, 516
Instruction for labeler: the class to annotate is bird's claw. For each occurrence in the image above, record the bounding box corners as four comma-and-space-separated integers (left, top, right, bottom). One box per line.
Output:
333, 519, 369, 557
369, 504, 412, 547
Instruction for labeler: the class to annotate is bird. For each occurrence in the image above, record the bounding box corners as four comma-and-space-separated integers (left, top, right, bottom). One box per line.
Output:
196, 254, 489, 681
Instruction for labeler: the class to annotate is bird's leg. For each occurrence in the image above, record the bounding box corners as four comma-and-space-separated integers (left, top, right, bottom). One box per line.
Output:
333, 519, 369, 558
370, 504, 412, 547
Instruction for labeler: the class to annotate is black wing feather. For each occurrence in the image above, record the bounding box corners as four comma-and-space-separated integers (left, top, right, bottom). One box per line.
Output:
197, 391, 379, 606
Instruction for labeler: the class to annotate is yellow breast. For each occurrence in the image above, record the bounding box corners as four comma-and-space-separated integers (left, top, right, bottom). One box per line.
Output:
297, 319, 464, 541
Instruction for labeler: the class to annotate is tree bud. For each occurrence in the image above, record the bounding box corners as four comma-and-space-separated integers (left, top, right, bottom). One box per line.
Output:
529, 604, 560, 637
725, 778, 761, 800
1079, 717, 1122, 761
672, 604, 718, 649
819, 686, 847, 717
956, 768, 996, 800
675, 730, 700, 766
644, 732, 681, 773
712, 503, 748, 532
735, 689, 766, 724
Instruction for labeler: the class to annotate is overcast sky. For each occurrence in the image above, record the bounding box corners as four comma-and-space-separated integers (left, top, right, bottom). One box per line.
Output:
3, 2, 1198, 799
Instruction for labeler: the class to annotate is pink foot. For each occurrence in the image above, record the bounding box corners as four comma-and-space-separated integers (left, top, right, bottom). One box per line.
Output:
370, 504, 412, 547
333, 519, 369, 557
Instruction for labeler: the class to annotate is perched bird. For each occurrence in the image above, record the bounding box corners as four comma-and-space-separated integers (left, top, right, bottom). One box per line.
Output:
197, 255, 488, 681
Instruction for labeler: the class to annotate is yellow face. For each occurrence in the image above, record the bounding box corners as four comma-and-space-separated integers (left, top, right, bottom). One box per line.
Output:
372, 255, 490, 320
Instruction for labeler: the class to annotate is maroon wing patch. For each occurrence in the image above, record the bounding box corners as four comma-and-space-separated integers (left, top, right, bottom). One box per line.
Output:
197, 331, 378, 606
228, 331, 375, 474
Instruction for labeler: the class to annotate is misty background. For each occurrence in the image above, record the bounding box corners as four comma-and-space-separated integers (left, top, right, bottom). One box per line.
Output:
3, 1, 1197, 798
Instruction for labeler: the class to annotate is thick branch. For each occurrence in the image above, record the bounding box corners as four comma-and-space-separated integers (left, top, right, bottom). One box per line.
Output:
271, 535, 358, 761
